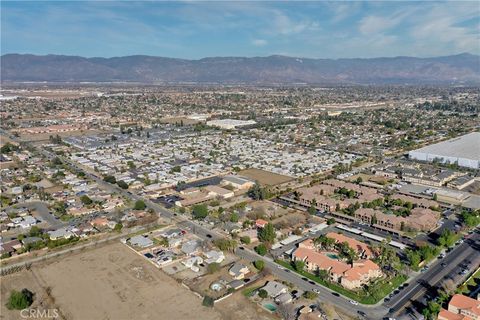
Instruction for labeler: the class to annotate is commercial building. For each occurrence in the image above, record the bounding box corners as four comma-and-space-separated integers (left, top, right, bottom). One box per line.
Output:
409, 132, 480, 169
206, 119, 256, 130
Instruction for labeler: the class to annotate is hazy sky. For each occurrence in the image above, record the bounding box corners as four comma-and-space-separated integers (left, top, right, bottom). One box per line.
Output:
2, 1, 479, 59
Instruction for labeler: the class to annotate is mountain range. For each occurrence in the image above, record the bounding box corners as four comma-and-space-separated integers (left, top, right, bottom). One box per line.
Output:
1, 53, 479, 85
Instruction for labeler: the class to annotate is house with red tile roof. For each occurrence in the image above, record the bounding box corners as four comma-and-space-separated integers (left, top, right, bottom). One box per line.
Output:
255, 219, 268, 228
438, 294, 480, 320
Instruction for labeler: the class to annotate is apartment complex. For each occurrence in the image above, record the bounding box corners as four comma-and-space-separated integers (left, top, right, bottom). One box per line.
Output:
438, 294, 480, 320
292, 238, 382, 290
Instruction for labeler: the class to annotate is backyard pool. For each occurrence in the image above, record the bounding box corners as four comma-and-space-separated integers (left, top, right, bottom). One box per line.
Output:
263, 303, 277, 312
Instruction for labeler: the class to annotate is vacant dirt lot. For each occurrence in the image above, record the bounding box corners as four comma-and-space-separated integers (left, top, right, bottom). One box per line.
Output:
1, 243, 222, 320
239, 168, 293, 186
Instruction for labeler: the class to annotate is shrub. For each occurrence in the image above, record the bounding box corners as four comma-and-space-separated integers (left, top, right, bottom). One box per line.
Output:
202, 296, 214, 307
303, 291, 318, 299
6, 289, 34, 310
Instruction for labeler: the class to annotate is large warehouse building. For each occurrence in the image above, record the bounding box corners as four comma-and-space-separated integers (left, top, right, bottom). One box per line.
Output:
409, 132, 480, 169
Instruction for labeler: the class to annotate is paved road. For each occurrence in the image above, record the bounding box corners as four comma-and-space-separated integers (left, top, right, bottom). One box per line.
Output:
389, 233, 480, 318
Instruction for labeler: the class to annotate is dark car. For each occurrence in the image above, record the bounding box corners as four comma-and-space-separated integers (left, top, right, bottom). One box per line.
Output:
239, 246, 245, 250
302, 277, 308, 281
357, 311, 367, 317
206, 234, 212, 238
331, 292, 340, 297
308, 280, 315, 285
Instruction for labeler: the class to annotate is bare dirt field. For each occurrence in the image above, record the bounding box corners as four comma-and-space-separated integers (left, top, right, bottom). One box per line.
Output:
20, 129, 106, 142
1, 242, 223, 320
239, 168, 293, 186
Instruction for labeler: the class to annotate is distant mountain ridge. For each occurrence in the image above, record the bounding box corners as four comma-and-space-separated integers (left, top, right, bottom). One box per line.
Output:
1, 53, 479, 84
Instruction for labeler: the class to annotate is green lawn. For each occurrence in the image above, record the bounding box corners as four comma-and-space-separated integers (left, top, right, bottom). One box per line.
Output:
276, 259, 406, 304
242, 285, 261, 297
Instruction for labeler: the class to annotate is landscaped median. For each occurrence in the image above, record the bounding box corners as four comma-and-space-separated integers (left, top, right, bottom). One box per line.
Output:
275, 259, 406, 304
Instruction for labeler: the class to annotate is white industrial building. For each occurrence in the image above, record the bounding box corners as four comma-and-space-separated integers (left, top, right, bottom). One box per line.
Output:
206, 119, 256, 129
408, 132, 480, 169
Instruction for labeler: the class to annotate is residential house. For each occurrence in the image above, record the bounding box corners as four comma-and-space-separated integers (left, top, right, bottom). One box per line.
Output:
129, 235, 153, 248
204, 250, 225, 264
229, 262, 250, 280
181, 240, 201, 256
261, 281, 288, 298
256, 219, 269, 228
48, 227, 75, 240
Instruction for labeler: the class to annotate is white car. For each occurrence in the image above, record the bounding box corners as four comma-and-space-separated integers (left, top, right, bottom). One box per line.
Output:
313, 289, 320, 294
350, 300, 359, 305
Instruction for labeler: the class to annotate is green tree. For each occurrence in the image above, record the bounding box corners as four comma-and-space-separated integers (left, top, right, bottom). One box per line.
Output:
114, 223, 123, 232
461, 210, 480, 227
230, 212, 239, 223
258, 223, 275, 243
214, 238, 237, 252
254, 260, 265, 271
240, 236, 251, 244
117, 180, 129, 189
134, 200, 146, 210
29, 226, 42, 237
326, 218, 336, 225
293, 260, 305, 271
254, 244, 267, 256
405, 249, 422, 269
6, 289, 34, 310
170, 166, 181, 173
438, 229, 457, 248
192, 204, 209, 220
258, 289, 268, 299
103, 175, 116, 184
80, 195, 92, 205
248, 182, 269, 200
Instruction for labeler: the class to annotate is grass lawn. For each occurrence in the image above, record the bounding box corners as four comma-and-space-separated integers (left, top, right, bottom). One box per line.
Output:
242, 285, 261, 297
276, 259, 406, 304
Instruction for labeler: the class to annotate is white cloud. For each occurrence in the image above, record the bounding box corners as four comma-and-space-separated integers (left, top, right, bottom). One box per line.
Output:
252, 39, 267, 47
271, 10, 320, 36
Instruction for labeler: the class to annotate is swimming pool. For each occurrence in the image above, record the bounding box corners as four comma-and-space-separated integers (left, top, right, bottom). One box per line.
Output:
263, 303, 277, 312
326, 253, 339, 259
